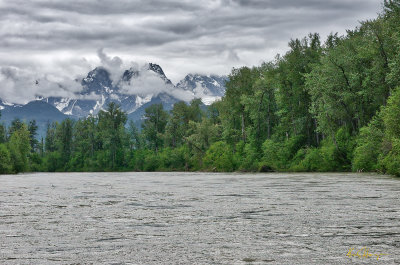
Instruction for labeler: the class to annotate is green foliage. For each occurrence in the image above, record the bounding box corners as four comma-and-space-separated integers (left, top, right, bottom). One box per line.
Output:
334, 127, 356, 170
128, 120, 142, 151
0, 111, 6, 144
45, 151, 63, 172
143, 151, 160, 171
28, 152, 43, 172
158, 146, 188, 171
222, 66, 260, 144
376, 87, 400, 175
350, 87, 400, 176
8, 124, 31, 173
45, 122, 57, 153
2, 2, 400, 176
306, 22, 391, 136
0, 144, 12, 174
28, 120, 39, 152
56, 119, 74, 167
0, 123, 6, 144
291, 140, 341, 172
353, 116, 384, 172
260, 139, 283, 170
378, 138, 400, 176
203, 141, 236, 172
71, 116, 98, 171
142, 103, 168, 152
98, 103, 128, 170
165, 99, 204, 148
275, 34, 321, 142
129, 149, 149, 171
236, 142, 260, 172
261, 136, 306, 171
382, 88, 400, 138
291, 148, 325, 172
8, 118, 24, 137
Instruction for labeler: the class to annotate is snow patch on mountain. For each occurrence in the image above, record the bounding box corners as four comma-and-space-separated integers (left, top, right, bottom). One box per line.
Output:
135, 95, 152, 108
1, 62, 227, 121
176, 73, 227, 105
54, 98, 72, 112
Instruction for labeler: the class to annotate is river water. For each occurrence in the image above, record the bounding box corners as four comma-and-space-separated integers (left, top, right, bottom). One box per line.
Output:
0, 172, 399, 264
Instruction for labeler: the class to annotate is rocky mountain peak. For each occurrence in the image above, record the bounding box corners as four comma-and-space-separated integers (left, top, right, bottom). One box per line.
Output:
1, 62, 227, 123
177, 73, 227, 97
122, 67, 139, 82
147, 63, 172, 85
147, 63, 164, 75
82, 67, 113, 95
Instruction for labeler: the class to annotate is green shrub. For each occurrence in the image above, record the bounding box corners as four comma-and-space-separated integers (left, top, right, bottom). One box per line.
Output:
378, 138, 400, 176
143, 151, 160, 171
203, 141, 235, 172
0, 144, 12, 174
352, 116, 384, 172
261, 136, 306, 171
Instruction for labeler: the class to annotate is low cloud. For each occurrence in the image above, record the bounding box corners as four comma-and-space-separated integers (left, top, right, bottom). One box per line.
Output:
0, 0, 382, 103
0, 66, 82, 104
76, 92, 102, 101
97, 48, 125, 86
120, 66, 194, 102
0, 49, 194, 104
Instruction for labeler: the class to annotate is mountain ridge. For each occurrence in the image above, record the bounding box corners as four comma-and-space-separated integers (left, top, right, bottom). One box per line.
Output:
0, 63, 228, 134
39, 63, 227, 119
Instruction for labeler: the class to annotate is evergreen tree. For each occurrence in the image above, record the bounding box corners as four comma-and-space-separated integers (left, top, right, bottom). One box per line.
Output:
8, 124, 31, 173
28, 120, 39, 152
98, 102, 127, 169
142, 103, 168, 152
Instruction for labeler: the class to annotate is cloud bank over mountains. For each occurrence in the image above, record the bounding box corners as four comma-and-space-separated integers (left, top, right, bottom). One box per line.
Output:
0, 65, 82, 104
0, 0, 382, 104
0, 49, 195, 104
119, 71, 193, 102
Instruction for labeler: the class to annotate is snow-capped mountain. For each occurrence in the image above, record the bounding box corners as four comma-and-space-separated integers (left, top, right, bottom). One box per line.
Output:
0, 63, 227, 132
0, 100, 69, 137
43, 67, 143, 118
146, 63, 173, 85
0, 99, 16, 110
41, 63, 227, 119
177, 74, 228, 105
0, 100, 5, 110
0, 63, 227, 138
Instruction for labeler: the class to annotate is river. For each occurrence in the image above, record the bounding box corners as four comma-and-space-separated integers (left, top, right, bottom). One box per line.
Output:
0, 172, 399, 264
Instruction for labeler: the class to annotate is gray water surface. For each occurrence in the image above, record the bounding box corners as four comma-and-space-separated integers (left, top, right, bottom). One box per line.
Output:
0, 172, 399, 264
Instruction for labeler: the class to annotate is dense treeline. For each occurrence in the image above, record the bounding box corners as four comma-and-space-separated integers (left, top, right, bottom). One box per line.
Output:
1, 0, 400, 175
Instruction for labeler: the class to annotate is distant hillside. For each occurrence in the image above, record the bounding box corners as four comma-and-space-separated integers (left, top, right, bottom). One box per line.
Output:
0, 100, 69, 137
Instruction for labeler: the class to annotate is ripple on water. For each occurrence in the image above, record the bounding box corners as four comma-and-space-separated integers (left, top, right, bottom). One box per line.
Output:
0, 172, 399, 264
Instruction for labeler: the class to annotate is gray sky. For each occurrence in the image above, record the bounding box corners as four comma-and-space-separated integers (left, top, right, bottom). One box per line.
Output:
0, 0, 382, 103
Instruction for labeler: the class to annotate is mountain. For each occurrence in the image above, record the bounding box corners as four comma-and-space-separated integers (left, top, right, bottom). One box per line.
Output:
0, 99, 17, 110
0, 100, 69, 137
0, 63, 227, 131
127, 93, 180, 122
176, 74, 228, 105
43, 67, 141, 118
41, 63, 227, 120
146, 63, 173, 85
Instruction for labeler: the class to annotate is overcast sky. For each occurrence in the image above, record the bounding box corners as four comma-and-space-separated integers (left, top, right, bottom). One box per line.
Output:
0, 0, 382, 103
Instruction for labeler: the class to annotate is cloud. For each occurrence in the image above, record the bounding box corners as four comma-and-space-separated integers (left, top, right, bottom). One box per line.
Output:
226, 49, 240, 62
94, 49, 194, 101
0, 0, 382, 103
120, 66, 194, 102
77, 92, 102, 101
0, 66, 82, 104
97, 48, 125, 85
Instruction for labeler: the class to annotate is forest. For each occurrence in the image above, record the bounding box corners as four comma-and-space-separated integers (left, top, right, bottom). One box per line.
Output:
0, 0, 400, 176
